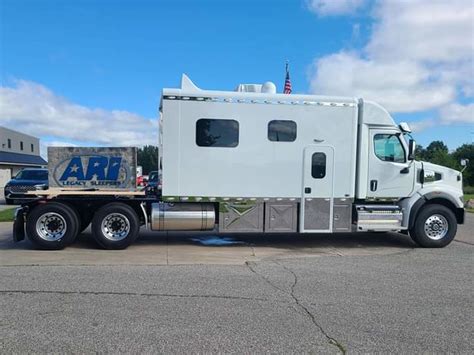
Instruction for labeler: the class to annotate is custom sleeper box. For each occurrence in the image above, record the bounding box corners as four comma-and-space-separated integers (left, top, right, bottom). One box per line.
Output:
47, 147, 137, 190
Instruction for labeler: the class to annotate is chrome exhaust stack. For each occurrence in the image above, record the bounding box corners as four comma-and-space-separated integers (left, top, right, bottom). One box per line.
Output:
150, 203, 216, 231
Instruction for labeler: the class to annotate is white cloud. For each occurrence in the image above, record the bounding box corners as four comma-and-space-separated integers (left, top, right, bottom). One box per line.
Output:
0, 80, 158, 147
306, 0, 366, 16
309, 51, 455, 112
408, 119, 436, 133
408, 103, 474, 133
367, 0, 474, 63
439, 103, 474, 125
308, 0, 474, 115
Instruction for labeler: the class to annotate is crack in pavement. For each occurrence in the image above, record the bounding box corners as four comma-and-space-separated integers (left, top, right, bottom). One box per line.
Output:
246, 259, 346, 353
272, 260, 347, 354
454, 240, 474, 246
0, 289, 268, 302
245, 261, 287, 295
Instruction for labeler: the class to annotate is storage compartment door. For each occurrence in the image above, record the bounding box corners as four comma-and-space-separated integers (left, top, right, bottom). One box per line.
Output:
300, 146, 334, 233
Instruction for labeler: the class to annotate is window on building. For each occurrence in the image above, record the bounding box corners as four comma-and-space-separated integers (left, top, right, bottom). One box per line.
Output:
311, 153, 326, 179
7, 139, 11, 149
20, 141, 24, 151
268, 120, 297, 142
373, 134, 405, 163
196, 119, 239, 147
31, 144, 34, 152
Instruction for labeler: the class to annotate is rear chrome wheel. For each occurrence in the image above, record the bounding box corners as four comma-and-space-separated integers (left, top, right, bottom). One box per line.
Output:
101, 213, 130, 241
36, 212, 67, 241
26, 202, 79, 250
92, 203, 140, 249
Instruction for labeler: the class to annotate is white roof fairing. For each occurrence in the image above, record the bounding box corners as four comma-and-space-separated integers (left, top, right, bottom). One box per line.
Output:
162, 74, 397, 128
362, 100, 397, 127
162, 74, 359, 107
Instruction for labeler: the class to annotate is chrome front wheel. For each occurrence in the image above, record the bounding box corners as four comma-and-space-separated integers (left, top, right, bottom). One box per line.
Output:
410, 204, 457, 248
424, 214, 448, 240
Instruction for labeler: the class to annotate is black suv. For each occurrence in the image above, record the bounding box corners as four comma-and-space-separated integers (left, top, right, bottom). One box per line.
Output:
4, 168, 48, 205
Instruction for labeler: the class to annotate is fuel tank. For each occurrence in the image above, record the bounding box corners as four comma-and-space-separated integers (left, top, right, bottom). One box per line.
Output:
150, 202, 215, 231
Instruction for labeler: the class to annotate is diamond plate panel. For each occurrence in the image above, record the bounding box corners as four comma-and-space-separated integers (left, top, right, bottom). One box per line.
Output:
264, 202, 298, 233
303, 198, 331, 230
219, 202, 264, 233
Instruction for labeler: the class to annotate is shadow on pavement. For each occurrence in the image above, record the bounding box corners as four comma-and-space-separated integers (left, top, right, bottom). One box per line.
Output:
69, 229, 416, 250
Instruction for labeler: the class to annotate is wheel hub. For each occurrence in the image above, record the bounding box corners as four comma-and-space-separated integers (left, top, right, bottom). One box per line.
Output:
101, 213, 130, 241
424, 214, 448, 240
36, 212, 67, 241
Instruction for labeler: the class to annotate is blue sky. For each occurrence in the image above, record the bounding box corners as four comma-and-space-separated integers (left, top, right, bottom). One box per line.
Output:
1, 0, 473, 153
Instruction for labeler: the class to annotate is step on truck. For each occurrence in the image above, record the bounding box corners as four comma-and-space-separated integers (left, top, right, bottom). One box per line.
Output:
13, 75, 466, 250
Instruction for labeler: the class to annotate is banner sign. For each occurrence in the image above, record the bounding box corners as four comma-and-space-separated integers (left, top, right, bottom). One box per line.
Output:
48, 147, 137, 190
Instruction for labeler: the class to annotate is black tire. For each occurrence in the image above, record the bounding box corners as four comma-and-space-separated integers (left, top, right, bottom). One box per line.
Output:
91, 203, 140, 250
26, 202, 79, 250
409, 204, 457, 248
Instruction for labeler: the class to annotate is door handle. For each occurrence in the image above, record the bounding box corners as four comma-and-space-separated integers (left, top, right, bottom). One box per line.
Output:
305, 187, 311, 194
370, 180, 377, 191
400, 167, 410, 174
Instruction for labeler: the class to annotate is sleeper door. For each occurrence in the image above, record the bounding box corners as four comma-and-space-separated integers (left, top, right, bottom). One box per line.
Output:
300, 146, 334, 233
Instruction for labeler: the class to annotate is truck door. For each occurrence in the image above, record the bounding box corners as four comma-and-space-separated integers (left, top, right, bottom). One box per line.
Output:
300, 146, 334, 233
367, 129, 415, 198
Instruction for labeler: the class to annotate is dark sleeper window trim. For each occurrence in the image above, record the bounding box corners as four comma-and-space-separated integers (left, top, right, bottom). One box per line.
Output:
196, 118, 239, 147
268, 120, 297, 142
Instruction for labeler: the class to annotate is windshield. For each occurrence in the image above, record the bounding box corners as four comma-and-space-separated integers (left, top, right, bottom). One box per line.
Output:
148, 171, 158, 182
15, 170, 48, 180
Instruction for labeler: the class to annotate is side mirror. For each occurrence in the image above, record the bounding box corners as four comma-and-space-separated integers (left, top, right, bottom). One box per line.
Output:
408, 139, 416, 160
399, 122, 412, 133
460, 159, 469, 167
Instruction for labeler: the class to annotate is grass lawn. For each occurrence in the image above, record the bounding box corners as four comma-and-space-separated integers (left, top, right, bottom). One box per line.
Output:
0, 208, 16, 222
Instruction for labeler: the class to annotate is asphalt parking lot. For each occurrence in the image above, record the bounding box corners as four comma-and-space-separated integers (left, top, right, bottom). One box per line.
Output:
0, 207, 473, 353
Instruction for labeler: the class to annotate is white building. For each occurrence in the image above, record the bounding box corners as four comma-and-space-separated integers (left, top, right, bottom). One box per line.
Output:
0, 126, 47, 187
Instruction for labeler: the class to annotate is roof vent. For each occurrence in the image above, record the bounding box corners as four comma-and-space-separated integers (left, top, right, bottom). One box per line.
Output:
235, 81, 276, 94
235, 83, 262, 93
261, 82, 276, 94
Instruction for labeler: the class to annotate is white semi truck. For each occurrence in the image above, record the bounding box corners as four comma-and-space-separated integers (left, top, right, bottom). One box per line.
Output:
13, 75, 466, 249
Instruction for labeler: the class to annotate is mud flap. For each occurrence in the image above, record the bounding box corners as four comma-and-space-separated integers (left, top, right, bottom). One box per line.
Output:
13, 207, 25, 242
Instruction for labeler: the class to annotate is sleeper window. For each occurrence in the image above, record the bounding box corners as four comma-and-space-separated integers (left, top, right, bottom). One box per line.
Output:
268, 120, 297, 142
373, 134, 405, 163
196, 119, 239, 147
311, 153, 326, 179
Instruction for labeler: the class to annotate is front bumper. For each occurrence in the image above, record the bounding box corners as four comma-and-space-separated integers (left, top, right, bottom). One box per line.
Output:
4, 190, 38, 201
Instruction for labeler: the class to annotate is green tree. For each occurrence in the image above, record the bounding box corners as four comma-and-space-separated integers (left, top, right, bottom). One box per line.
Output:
423, 141, 457, 169
414, 144, 427, 161
452, 144, 474, 186
137, 145, 158, 175
415, 140, 473, 189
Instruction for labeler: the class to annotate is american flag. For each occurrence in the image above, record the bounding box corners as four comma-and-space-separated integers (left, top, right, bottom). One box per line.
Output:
284, 61, 292, 94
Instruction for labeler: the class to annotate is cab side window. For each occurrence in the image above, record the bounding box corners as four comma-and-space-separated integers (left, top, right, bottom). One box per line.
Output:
373, 134, 405, 163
